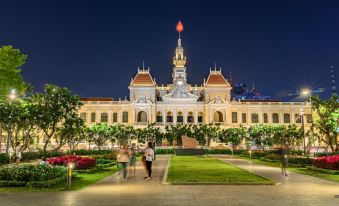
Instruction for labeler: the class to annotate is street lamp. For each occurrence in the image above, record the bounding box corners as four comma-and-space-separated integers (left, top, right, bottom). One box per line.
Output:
300, 108, 306, 156
5, 89, 17, 154
67, 162, 74, 189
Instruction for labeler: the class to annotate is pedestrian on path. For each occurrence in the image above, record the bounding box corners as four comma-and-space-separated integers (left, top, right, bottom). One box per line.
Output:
129, 143, 137, 177
278, 146, 288, 176
117, 145, 130, 181
144, 142, 155, 180
15, 143, 21, 164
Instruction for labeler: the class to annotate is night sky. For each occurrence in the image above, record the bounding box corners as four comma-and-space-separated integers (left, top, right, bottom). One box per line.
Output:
1, 0, 338, 100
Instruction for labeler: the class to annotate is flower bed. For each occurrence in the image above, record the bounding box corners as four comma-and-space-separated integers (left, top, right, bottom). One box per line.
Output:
48, 156, 96, 170
0, 164, 66, 187
313, 154, 339, 170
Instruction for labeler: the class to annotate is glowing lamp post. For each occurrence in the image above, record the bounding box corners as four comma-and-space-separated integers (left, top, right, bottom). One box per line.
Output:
67, 162, 74, 189
6, 89, 17, 154
300, 108, 306, 156
249, 149, 252, 159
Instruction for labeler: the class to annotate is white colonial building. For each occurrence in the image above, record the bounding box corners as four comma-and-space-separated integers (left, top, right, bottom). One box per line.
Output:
79, 26, 312, 129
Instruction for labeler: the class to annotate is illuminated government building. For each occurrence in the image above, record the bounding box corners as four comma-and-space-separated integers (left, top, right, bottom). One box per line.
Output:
79, 22, 312, 129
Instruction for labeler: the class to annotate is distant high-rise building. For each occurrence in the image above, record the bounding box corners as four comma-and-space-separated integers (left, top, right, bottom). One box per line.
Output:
330, 66, 337, 95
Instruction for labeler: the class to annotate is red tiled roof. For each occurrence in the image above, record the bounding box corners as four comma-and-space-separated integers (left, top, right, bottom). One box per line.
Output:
131, 73, 154, 85
80, 97, 113, 101
206, 74, 228, 85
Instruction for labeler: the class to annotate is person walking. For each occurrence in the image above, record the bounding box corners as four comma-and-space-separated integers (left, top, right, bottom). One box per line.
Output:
117, 145, 130, 181
15, 143, 21, 164
129, 144, 137, 177
144, 142, 155, 181
279, 146, 288, 176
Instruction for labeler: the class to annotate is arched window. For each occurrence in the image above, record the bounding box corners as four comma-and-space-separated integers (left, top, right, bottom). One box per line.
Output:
112, 113, 118, 123
177, 111, 183, 123
198, 112, 204, 123
101, 113, 108, 122
213, 111, 223, 123
91, 112, 96, 123
80, 112, 87, 123
122, 112, 128, 123
272, 113, 279, 123
251, 113, 259, 123
137, 111, 147, 123
187, 112, 194, 123
284, 113, 290, 123
166, 111, 173, 123
156, 111, 163, 123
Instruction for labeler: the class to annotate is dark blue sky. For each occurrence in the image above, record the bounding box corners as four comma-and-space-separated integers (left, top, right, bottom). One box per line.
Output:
1, 0, 338, 100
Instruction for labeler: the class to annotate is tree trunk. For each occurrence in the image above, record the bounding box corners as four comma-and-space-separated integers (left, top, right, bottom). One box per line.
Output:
0, 126, 2, 153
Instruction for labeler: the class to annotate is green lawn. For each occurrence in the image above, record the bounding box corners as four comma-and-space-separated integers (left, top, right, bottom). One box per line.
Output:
0, 166, 121, 192
167, 156, 273, 184
237, 156, 339, 183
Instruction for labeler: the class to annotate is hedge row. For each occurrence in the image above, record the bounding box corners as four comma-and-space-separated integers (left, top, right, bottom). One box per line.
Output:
306, 166, 339, 175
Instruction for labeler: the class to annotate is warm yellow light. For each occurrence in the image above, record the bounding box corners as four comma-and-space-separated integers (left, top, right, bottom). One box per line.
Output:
300, 89, 310, 95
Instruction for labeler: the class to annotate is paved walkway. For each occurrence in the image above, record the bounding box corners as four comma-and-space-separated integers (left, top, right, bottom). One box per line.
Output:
0, 155, 338, 206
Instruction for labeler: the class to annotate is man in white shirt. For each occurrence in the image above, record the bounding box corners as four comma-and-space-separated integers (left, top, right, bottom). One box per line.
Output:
144, 142, 155, 180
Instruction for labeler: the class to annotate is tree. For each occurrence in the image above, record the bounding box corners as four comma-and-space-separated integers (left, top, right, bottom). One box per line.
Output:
206, 124, 220, 147
311, 95, 339, 152
57, 116, 85, 153
0, 45, 30, 98
34, 84, 83, 153
248, 124, 273, 151
89, 123, 111, 150
219, 127, 247, 150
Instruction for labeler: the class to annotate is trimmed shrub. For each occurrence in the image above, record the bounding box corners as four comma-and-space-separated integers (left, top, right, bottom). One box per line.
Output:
48, 156, 96, 170
288, 157, 313, 167
204, 149, 246, 154
0, 164, 66, 187
155, 148, 175, 154
306, 166, 339, 175
314, 151, 339, 157
313, 154, 339, 170
0, 154, 9, 165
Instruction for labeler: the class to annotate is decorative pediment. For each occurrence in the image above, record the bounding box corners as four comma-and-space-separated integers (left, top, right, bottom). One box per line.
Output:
134, 95, 152, 104
209, 96, 225, 104
162, 92, 199, 104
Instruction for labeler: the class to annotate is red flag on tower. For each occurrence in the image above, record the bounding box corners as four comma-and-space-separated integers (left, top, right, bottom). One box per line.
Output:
176, 21, 184, 32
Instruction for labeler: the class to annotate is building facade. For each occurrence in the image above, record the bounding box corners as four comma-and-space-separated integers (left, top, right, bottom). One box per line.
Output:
79, 26, 312, 129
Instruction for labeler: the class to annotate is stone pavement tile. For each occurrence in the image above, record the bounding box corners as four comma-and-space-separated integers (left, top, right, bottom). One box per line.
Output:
0, 155, 338, 206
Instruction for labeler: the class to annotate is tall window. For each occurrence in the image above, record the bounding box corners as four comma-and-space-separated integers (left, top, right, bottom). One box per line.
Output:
187, 112, 194, 123
177, 112, 183, 123
112, 113, 118, 123
91, 112, 96, 123
251, 113, 259, 123
295, 114, 301, 123
156, 111, 163, 123
284, 113, 290, 123
101, 113, 108, 122
263, 113, 268, 123
198, 112, 203, 123
306, 114, 312, 123
167, 111, 173, 123
80, 112, 87, 123
272, 113, 279, 123
232, 112, 238, 123
122, 112, 128, 123
242, 113, 247, 123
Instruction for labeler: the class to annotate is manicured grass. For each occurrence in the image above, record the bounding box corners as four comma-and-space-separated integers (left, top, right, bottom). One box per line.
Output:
167, 156, 273, 184
237, 155, 339, 183
0, 166, 121, 192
